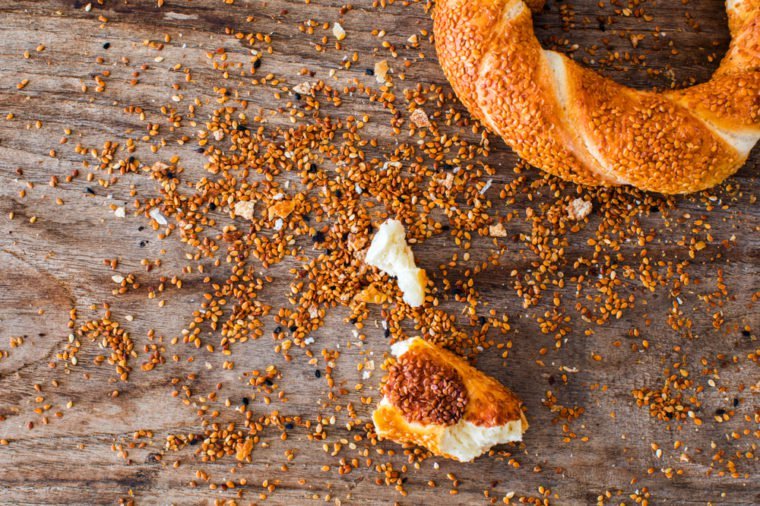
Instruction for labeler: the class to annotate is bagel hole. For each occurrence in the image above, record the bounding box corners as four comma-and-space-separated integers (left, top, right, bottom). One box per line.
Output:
532, 0, 731, 90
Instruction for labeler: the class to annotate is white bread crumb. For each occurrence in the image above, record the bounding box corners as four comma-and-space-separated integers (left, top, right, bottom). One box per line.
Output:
234, 200, 255, 220
332, 22, 346, 41
365, 220, 426, 307
567, 198, 592, 220
489, 222, 507, 237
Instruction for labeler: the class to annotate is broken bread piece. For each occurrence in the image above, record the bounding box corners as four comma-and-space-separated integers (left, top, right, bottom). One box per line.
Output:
365, 219, 427, 307
373, 337, 527, 462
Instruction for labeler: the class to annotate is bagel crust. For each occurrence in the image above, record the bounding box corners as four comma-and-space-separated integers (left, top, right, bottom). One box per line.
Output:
434, 0, 760, 194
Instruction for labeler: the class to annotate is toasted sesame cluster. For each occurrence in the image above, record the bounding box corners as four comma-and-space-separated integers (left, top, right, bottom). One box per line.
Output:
383, 348, 468, 426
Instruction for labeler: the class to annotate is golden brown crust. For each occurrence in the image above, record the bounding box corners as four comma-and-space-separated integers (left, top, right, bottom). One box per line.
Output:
473, 5, 608, 187
563, 61, 744, 194
433, 0, 760, 194
722, 0, 760, 72
373, 400, 449, 456
666, 72, 760, 132
433, 0, 506, 124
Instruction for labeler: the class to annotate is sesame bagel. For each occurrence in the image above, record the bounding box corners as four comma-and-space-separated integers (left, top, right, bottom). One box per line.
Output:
433, 0, 760, 194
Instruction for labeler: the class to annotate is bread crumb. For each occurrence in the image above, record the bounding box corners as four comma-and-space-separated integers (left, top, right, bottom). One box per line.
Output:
567, 198, 592, 220
268, 199, 295, 220
439, 173, 454, 189
355, 284, 389, 304
489, 223, 507, 237
374, 60, 390, 83
365, 219, 427, 307
234, 200, 255, 220
410, 108, 430, 128
332, 22, 346, 41
293, 81, 314, 95
149, 207, 168, 226
235, 438, 253, 461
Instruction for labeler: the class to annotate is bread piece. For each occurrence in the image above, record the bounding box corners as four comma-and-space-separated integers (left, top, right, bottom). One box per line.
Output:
365, 220, 427, 307
373, 337, 527, 462
433, 0, 760, 194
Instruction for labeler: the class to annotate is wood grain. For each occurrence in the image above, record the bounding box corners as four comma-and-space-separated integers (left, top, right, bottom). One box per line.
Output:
0, 0, 758, 504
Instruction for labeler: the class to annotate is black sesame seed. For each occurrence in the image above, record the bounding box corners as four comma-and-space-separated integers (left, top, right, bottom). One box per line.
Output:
383, 328, 391, 338
741, 329, 751, 337
294, 92, 302, 100
139, 240, 148, 248
349, 317, 357, 325
478, 316, 487, 326
103, 42, 111, 49
289, 325, 297, 332
138, 226, 145, 232
189, 437, 200, 446
265, 379, 273, 386
312, 231, 325, 243
285, 423, 294, 430
365, 68, 374, 76
196, 147, 205, 153
733, 398, 739, 407
274, 326, 282, 334
209, 202, 217, 211
253, 59, 262, 69
441, 224, 450, 231
308, 163, 317, 173
85, 187, 96, 195
242, 397, 250, 406
650, 206, 660, 213
715, 408, 726, 416
314, 369, 322, 378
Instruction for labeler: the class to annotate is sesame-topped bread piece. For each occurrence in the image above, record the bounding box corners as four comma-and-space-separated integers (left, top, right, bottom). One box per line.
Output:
373, 337, 527, 462
433, 0, 760, 194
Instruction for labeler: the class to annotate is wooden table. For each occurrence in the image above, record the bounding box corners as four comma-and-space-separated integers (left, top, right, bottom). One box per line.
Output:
0, 0, 758, 504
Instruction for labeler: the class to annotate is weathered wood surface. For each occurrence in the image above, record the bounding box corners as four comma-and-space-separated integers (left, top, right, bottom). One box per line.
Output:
0, 0, 758, 504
